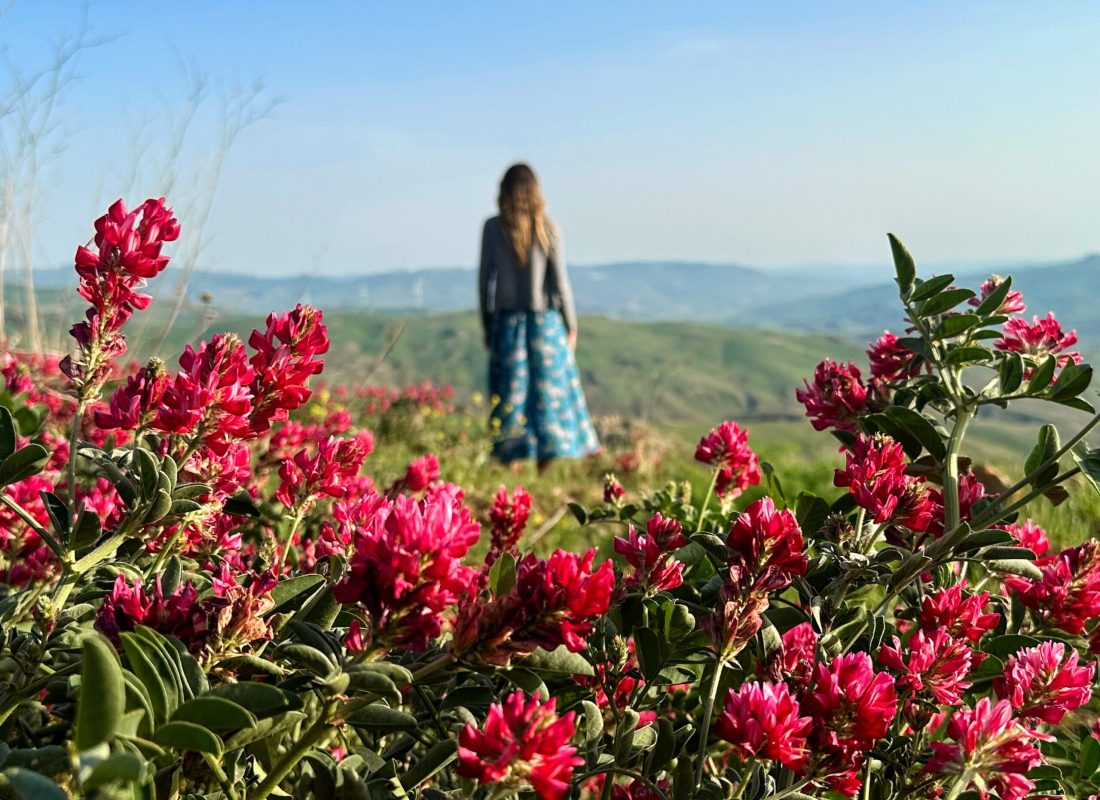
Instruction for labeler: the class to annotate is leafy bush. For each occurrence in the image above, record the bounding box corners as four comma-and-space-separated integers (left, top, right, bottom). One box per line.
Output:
0, 204, 1098, 800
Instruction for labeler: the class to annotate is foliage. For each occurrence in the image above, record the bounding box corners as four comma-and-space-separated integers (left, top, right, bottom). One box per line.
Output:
0, 203, 1100, 800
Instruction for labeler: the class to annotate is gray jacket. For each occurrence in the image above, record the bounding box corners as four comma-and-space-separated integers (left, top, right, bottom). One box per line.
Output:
478, 216, 577, 337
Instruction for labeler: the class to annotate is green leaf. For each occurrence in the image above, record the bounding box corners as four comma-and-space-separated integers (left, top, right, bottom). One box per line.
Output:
888, 233, 916, 299
650, 717, 676, 771
983, 634, 1042, 658
985, 559, 1043, 581
521, 646, 594, 676
974, 276, 1012, 316
883, 405, 947, 461
1049, 363, 1093, 401
934, 314, 981, 340
568, 502, 588, 524
268, 573, 326, 614
909, 273, 956, 303
38, 490, 70, 541
1027, 356, 1057, 394
945, 346, 994, 366
171, 697, 256, 733
208, 682, 301, 719
399, 740, 458, 789
1080, 733, 1100, 779
917, 288, 974, 318
1024, 424, 1060, 488
633, 627, 668, 681
956, 528, 1015, 552
82, 752, 146, 790
488, 551, 516, 596
153, 721, 224, 755
0, 444, 49, 486
3, 768, 67, 800
1072, 445, 1100, 497
75, 635, 125, 751
998, 352, 1024, 394
347, 669, 403, 704
70, 509, 102, 549
0, 407, 15, 462
348, 704, 418, 732
582, 700, 604, 744
120, 633, 175, 724
981, 546, 1037, 561
133, 448, 160, 500
794, 492, 830, 538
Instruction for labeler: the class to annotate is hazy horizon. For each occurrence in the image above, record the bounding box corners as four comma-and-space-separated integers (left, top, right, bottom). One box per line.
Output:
4, 2, 1100, 276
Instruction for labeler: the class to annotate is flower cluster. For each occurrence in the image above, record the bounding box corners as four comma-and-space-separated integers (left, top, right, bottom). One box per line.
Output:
1004, 539, 1100, 635
613, 513, 686, 595
795, 360, 869, 432
275, 432, 374, 510
694, 420, 762, 498
486, 484, 532, 567
996, 312, 1081, 372
715, 680, 811, 770
834, 433, 934, 532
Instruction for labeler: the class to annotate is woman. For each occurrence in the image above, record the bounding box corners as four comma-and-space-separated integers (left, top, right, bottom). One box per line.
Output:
478, 163, 600, 469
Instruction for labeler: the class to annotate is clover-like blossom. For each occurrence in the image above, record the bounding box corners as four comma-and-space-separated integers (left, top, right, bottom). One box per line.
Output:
603, 473, 625, 504
995, 312, 1081, 372
994, 640, 1094, 725
452, 549, 615, 666
763, 621, 818, 689
927, 697, 1048, 800
1004, 518, 1051, 557
95, 575, 211, 654
969, 275, 1026, 315
834, 433, 934, 531
156, 334, 255, 451
275, 432, 374, 510
918, 582, 1000, 643
879, 628, 975, 706
62, 198, 180, 393
613, 513, 687, 595
714, 680, 812, 771
867, 331, 923, 382
486, 485, 532, 567
796, 360, 869, 433
332, 487, 480, 651
395, 453, 440, 493
457, 691, 583, 800
694, 421, 762, 498
247, 304, 329, 434
1004, 540, 1100, 635
95, 358, 168, 431
726, 497, 807, 595
925, 472, 989, 541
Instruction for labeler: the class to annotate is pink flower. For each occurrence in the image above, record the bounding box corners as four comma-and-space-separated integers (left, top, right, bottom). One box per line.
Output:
247, 304, 329, 434
694, 421, 762, 499
1004, 540, 1100, 635
95, 575, 211, 654
805, 652, 897, 749
763, 622, 818, 689
867, 331, 922, 382
714, 680, 812, 771
994, 641, 1094, 725
796, 360, 869, 433
344, 619, 365, 653
486, 485, 532, 567
927, 698, 1048, 800
397, 453, 440, 493
834, 434, 933, 531
275, 432, 374, 509
879, 628, 975, 706
970, 275, 1026, 315
918, 583, 1000, 643
726, 497, 807, 595
1004, 519, 1051, 557
613, 513, 686, 595
333, 488, 481, 651
996, 312, 1080, 372
925, 472, 988, 541
457, 691, 583, 800
95, 359, 168, 430
453, 549, 615, 665
603, 473, 625, 504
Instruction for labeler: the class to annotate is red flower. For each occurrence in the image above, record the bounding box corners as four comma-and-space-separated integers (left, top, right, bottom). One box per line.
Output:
834, 434, 934, 531
726, 497, 807, 595
879, 628, 975, 706
994, 640, 1094, 725
918, 582, 1000, 643
714, 680, 812, 771
796, 360, 869, 433
995, 312, 1080, 373
694, 421, 762, 499
867, 331, 922, 382
1004, 518, 1051, 557
763, 622, 818, 689
925, 472, 989, 541
486, 485, 532, 567
95, 359, 168, 431
457, 691, 583, 800
453, 549, 615, 665
247, 304, 329, 434
927, 698, 1048, 800
1004, 540, 1100, 635
397, 453, 440, 493
603, 473, 625, 504
970, 275, 1026, 315
275, 432, 374, 509
613, 513, 687, 595
95, 575, 211, 654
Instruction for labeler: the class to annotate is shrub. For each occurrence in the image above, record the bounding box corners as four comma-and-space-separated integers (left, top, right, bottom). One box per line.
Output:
0, 206, 1098, 800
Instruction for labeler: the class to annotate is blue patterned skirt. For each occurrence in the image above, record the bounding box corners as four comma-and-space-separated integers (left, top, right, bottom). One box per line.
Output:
488, 310, 601, 463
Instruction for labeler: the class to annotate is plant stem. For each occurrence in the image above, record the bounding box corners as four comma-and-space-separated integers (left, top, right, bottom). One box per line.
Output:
730, 760, 755, 800
944, 770, 973, 800
695, 467, 720, 534
251, 699, 339, 800
943, 406, 974, 534
694, 657, 725, 787
202, 752, 240, 800
65, 399, 86, 516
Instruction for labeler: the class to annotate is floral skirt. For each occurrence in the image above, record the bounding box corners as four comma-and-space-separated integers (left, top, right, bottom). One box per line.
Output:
488, 310, 601, 463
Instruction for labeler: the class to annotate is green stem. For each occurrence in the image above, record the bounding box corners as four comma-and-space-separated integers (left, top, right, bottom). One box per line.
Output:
994, 406, 1100, 501
66, 399, 86, 516
251, 699, 339, 800
0, 494, 68, 563
202, 752, 240, 800
943, 406, 974, 534
731, 759, 756, 800
695, 467, 721, 534
944, 770, 973, 800
694, 657, 726, 787
764, 779, 813, 800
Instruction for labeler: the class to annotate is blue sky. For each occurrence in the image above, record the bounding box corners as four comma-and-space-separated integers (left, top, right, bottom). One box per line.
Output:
2, 1, 1100, 276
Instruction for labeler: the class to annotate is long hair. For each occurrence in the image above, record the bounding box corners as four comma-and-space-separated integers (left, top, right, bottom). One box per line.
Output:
498, 163, 551, 267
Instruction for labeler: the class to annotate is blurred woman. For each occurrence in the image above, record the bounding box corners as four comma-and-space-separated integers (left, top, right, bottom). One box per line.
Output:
478, 163, 599, 470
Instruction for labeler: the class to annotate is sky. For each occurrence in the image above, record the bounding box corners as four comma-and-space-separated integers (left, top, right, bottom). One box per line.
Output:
2, 1, 1100, 277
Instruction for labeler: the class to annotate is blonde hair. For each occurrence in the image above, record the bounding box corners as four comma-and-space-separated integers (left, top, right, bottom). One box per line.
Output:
498, 163, 551, 267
